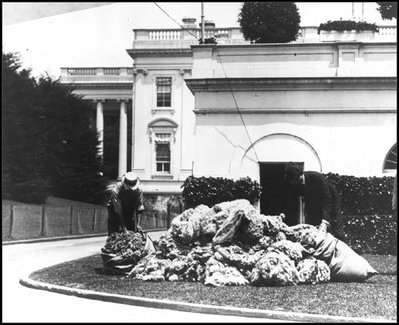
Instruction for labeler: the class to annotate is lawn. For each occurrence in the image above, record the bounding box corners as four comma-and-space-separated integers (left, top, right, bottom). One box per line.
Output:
29, 254, 397, 321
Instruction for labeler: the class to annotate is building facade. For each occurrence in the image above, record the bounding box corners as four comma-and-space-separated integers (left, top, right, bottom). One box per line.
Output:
60, 19, 397, 200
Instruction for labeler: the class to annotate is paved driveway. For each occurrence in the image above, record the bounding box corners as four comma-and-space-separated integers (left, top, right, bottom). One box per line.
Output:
2, 233, 287, 323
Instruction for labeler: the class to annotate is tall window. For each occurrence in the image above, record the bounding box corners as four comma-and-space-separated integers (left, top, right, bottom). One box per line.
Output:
156, 77, 172, 107
156, 138, 171, 173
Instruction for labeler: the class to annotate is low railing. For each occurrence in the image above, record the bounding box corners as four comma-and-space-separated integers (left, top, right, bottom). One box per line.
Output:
61, 67, 134, 78
132, 25, 397, 46
103, 68, 120, 75
67, 68, 96, 76
376, 25, 397, 38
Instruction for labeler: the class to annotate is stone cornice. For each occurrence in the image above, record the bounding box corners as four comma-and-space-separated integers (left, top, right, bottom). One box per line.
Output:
185, 77, 397, 93
64, 82, 133, 90
190, 42, 397, 50
193, 108, 397, 114
126, 48, 192, 58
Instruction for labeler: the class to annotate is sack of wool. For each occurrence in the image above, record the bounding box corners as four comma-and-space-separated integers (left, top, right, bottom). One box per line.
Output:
238, 210, 265, 244
101, 231, 149, 275
199, 209, 218, 242
267, 240, 308, 264
155, 232, 191, 259
297, 257, 330, 284
188, 243, 214, 263
212, 208, 246, 245
204, 257, 249, 287
250, 251, 301, 286
260, 213, 290, 236
213, 245, 265, 274
213, 199, 252, 213
329, 239, 378, 282
130, 254, 172, 281
166, 256, 206, 282
165, 256, 191, 281
284, 224, 320, 251
311, 230, 378, 282
170, 206, 204, 245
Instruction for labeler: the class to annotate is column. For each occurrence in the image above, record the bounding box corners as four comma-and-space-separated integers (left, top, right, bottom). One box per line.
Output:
118, 99, 128, 177
95, 100, 104, 158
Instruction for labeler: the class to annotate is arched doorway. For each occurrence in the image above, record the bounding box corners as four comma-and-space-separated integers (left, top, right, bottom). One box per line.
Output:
241, 133, 322, 225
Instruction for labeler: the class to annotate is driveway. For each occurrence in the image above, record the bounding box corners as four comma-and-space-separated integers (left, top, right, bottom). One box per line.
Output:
3, 233, 286, 323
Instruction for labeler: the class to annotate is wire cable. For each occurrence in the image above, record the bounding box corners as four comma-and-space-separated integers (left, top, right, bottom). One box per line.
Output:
217, 54, 260, 162
153, 1, 260, 161
153, 2, 200, 40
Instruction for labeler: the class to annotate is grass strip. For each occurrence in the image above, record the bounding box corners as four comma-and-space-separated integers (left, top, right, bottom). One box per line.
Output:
29, 254, 397, 321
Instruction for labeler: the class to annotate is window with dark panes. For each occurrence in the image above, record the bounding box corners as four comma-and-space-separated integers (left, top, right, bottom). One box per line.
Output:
156, 77, 172, 107
156, 143, 171, 172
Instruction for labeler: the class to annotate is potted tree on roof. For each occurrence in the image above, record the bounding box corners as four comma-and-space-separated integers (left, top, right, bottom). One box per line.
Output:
318, 19, 379, 42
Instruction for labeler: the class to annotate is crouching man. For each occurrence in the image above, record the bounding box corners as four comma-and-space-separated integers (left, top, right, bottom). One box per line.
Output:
283, 162, 346, 242
107, 172, 145, 235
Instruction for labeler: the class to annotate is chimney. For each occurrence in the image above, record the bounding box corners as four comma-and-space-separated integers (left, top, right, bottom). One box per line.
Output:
182, 17, 197, 29
199, 20, 216, 29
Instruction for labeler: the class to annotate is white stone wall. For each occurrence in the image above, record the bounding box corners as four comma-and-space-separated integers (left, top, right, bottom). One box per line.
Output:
131, 55, 195, 192
188, 42, 397, 179
194, 111, 396, 179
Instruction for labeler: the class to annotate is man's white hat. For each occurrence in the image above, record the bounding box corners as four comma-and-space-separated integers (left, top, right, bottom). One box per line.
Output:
122, 172, 140, 190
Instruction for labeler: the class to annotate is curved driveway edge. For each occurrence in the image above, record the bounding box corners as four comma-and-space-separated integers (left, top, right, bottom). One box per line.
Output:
20, 277, 393, 323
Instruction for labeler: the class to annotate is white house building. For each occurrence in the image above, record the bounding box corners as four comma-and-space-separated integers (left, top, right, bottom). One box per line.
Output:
60, 19, 397, 205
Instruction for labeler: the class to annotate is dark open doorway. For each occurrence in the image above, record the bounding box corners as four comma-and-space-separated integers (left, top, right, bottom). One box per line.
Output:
259, 162, 303, 226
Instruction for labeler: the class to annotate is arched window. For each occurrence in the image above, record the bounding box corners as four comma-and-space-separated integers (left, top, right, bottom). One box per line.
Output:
383, 143, 397, 172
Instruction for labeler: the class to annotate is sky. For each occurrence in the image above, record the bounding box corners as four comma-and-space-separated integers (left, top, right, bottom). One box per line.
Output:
2, 2, 396, 78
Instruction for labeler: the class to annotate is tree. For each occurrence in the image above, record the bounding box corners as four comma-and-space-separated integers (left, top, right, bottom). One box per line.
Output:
238, 2, 301, 43
2, 52, 107, 204
376, 2, 397, 20
36, 77, 106, 204
2, 52, 49, 203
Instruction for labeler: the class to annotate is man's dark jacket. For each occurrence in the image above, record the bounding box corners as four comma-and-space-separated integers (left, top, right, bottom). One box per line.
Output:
301, 171, 345, 240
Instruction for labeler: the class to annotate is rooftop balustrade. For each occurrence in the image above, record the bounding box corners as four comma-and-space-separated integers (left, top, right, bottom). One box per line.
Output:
60, 67, 134, 82
132, 25, 397, 49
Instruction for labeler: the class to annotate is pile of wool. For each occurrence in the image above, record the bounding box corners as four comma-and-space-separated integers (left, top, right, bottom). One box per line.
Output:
103, 231, 146, 263
129, 199, 332, 287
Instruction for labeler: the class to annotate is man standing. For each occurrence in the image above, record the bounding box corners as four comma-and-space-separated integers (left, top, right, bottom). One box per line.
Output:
283, 162, 346, 241
106, 172, 145, 235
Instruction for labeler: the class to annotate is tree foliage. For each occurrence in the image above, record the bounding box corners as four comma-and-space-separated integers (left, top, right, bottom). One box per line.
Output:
2, 53, 48, 203
238, 2, 301, 43
2, 52, 106, 204
36, 77, 106, 204
376, 2, 397, 20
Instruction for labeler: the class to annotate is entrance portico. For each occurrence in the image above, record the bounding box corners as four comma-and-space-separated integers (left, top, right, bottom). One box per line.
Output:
60, 67, 134, 179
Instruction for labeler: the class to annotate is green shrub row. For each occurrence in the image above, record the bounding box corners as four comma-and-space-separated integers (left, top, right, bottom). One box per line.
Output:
318, 20, 379, 33
181, 176, 261, 208
324, 173, 395, 215
343, 214, 397, 255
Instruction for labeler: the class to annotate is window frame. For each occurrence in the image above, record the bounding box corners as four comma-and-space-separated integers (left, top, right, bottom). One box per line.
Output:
156, 77, 172, 108
155, 137, 171, 174
152, 74, 175, 112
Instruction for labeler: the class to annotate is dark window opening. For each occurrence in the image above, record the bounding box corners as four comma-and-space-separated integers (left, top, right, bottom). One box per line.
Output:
156, 77, 172, 107
156, 143, 171, 173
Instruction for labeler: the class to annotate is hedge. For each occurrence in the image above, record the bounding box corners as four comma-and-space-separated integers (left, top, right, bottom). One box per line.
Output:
324, 173, 395, 215
181, 174, 396, 255
181, 176, 261, 209
343, 214, 397, 255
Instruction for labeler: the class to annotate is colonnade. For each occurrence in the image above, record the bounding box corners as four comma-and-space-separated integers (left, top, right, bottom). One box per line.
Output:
94, 98, 130, 178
